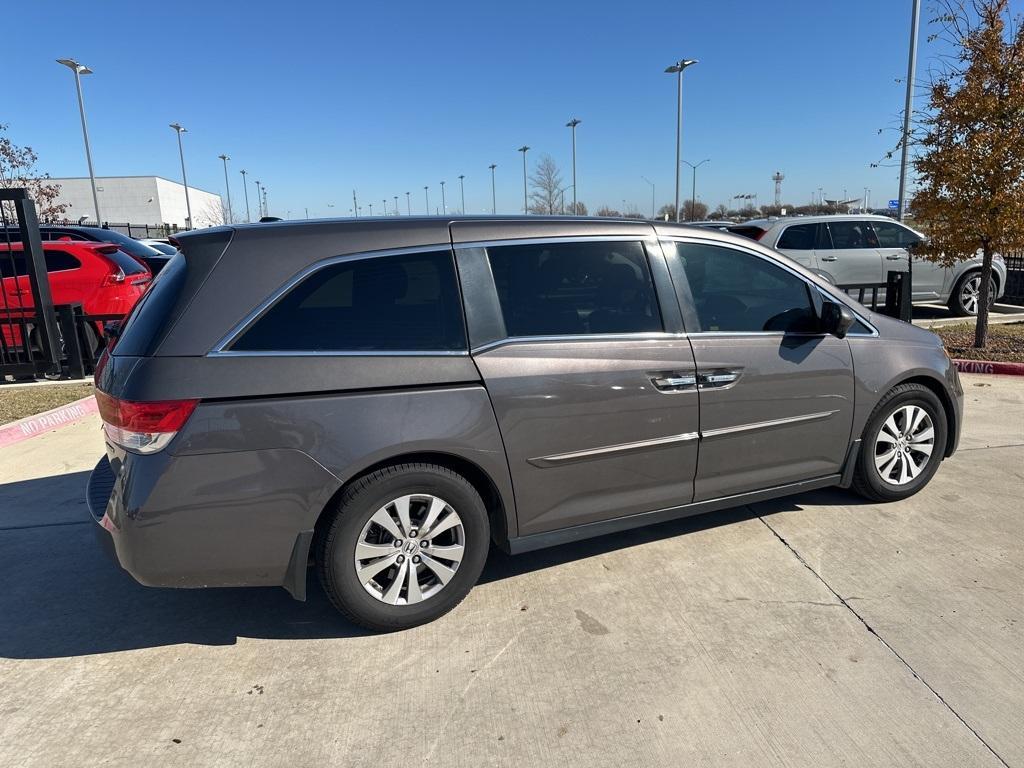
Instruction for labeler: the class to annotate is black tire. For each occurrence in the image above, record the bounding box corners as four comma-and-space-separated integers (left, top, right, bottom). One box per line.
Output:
852, 383, 947, 502
316, 463, 490, 631
948, 270, 996, 317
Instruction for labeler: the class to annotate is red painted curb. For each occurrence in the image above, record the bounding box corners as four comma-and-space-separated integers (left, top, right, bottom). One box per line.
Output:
0, 395, 98, 449
952, 359, 1024, 376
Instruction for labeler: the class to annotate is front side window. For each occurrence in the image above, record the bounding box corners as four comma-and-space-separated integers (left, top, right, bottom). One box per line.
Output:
776, 223, 817, 250
232, 249, 466, 352
870, 221, 920, 248
673, 243, 817, 333
826, 221, 879, 249
486, 240, 662, 337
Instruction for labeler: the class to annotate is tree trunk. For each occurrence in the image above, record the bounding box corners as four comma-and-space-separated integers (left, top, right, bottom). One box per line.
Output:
973, 243, 993, 348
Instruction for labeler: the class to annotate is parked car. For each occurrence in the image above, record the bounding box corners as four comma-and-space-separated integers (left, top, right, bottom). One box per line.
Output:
729, 214, 1006, 316
1, 241, 150, 354
88, 217, 963, 631
138, 238, 179, 256
1, 225, 171, 275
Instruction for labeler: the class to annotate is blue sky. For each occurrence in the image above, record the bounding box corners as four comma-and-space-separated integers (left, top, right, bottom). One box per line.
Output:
8, 0, 947, 218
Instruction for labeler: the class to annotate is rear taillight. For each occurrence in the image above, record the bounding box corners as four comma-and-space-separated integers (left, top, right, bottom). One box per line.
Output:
95, 390, 198, 454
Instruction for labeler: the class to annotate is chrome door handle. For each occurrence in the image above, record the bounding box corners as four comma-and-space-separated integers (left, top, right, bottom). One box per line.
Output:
699, 372, 740, 388
820, 255, 838, 262
651, 374, 697, 391
885, 254, 904, 260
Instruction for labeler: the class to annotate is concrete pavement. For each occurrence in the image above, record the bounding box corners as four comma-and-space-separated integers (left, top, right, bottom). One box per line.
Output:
0, 375, 1021, 767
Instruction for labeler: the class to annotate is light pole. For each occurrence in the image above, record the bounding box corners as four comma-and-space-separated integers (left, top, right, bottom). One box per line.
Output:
352, 190, 358, 218
262, 187, 268, 217
683, 159, 710, 221
897, 0, 920, 222
382, 199, 387, 215
405, 191, 411, 215
56, 59, 101, 225
665, 59, 698, 223
641, 176, 655, 218
169, 123, 192, 228
488, 164, 497, 214
565, 118, 581, 212
864, 187, 870, 212
240, 169, 251, 222
255, 179, 263, 217
440, 181, 446, 214
218, 154, 232, 224
517, 146, 530, 214
394, 196, 399, 215
424, 186, 429, 215
458, 175, 465, 213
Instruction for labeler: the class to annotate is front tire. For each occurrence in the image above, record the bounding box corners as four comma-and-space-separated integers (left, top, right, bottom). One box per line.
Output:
852, 383, 947, 502
316, 463, 490, 631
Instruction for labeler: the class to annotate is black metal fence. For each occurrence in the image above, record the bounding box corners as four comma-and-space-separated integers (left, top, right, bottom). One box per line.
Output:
839, 270, 912, 322
44, 219, 183, 239
1, 190, 62, 380
1004, 251, 1024, 306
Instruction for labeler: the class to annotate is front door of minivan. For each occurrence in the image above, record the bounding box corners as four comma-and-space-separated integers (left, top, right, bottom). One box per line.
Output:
458, 236, 700, 537
663, 238, 855, 501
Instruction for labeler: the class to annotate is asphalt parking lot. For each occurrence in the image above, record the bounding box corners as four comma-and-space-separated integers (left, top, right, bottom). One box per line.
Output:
0, 374, 1021, 768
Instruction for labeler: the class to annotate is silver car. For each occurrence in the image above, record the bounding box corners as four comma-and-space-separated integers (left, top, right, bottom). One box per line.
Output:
732, 214, 1006, 316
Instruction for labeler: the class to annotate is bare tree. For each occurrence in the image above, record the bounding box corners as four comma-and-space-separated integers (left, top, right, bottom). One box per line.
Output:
656, 204, 676, 220
563, 201, 588, 215
596, 206, 621, 217
682, 200, 709, 221
0, 124, 68, 222
528, 154, 563, 215
193, 198, 226, 228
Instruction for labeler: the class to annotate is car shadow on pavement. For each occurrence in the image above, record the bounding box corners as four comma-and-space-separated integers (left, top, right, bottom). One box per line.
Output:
0, 470, 864, 660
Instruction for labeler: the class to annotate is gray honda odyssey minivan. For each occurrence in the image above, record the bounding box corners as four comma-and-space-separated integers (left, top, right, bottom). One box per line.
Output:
88, 217, 963, 630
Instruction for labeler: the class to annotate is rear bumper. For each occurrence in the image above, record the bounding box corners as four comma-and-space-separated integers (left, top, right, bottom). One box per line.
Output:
86, 444, 337, 593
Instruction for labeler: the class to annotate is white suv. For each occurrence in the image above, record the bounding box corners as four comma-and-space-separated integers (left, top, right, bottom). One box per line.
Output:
730, 215, 1006, 316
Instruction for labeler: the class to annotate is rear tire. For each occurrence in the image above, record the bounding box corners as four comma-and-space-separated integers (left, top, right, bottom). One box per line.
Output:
852, 383, 947, 502
316, 463, 490, 631
948, 270, 995, 317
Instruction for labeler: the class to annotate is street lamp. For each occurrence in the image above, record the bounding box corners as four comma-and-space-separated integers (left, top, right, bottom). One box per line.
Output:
458, 175, 465, 213
218, 154, 232, 224
664, 58, 698, 223
897, 0, 921, 222
424, 186, 429, 215
57, 59, 101, 224
169, 123, 192, 228
368, 202, 374, 216
682, 158, 710, 221
641, 176, 655, 219
566, 118, 580, 213
405, 191, 411, 215
262, 186, 268, 217
517, 146, 530, 214
488, 164, 497, 214
440, 181, 446, 214
394, 195, 399, 215
255, 179, 263, 218
240, 169, 251, 222
382, 199, 388, 215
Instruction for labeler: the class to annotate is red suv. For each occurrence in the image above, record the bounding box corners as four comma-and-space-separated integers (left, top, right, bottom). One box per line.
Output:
1, 241, 151, 355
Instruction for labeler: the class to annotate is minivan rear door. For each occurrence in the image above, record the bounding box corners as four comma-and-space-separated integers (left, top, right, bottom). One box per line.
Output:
454, 228, 700, 538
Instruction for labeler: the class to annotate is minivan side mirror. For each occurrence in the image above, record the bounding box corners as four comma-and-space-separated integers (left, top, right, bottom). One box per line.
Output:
820, 301, 855, 338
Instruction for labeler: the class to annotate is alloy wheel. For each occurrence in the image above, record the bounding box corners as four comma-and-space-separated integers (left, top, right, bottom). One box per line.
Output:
873, 404, 935, 486
959, 274, 994, 315
353, 494, 465, 605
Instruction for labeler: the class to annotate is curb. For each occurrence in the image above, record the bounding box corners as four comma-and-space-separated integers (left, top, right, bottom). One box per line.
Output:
953, 359, 1024, 376
0, 395, 98, 450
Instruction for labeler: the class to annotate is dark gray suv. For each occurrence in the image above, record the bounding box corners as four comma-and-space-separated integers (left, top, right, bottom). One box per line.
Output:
87, 217, 963, 630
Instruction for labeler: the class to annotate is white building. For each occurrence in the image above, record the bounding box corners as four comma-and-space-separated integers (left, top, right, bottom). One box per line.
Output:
47, 176, 224, 228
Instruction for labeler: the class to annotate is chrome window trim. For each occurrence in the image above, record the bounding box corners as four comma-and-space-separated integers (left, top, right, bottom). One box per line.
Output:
471, 331, 688, 355
209, 349, 470, 358
659, 236, 880, 338
455, 233, 659, 250
701, 410, 839, 439
528, 431, 699, 468
208, 243, 463, 356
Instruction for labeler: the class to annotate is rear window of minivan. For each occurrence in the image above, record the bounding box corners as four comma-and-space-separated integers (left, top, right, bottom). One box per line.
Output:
111, 252, 186, 356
